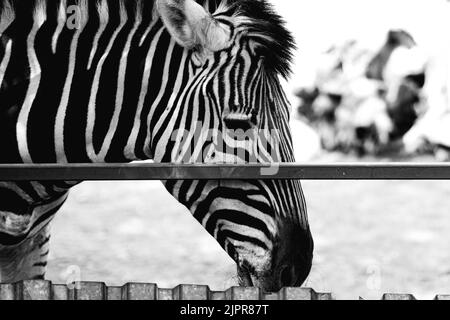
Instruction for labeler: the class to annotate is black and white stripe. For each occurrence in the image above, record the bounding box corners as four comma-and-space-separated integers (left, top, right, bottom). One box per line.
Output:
0, 0, 312, 291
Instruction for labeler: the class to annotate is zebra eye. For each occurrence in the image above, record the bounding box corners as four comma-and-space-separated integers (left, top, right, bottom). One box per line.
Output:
223, 114, 257, 131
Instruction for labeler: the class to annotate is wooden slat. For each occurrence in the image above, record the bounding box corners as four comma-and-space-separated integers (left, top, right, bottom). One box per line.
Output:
0, 281, 333, 300
1, 281, 448, 300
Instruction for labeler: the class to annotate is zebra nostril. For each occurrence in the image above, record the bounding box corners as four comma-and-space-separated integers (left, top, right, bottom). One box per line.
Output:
280, 265, 295, 286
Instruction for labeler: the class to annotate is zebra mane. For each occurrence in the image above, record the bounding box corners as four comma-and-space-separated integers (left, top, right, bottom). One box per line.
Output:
212, 0, 295, 79
0, 0, 294, 78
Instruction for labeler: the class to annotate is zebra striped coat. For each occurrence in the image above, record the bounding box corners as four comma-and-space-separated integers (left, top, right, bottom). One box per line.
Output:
0, 0, 313, 292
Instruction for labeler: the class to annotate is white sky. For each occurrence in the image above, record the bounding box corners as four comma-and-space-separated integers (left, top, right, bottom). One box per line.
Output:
272, 0, 449, 51
271, 0, 450, 91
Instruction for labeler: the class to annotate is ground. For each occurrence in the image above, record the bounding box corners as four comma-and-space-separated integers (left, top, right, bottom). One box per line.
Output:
45, 154, 450, 300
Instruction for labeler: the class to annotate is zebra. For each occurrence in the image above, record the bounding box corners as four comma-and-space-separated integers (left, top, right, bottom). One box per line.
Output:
0, 0, 313, 292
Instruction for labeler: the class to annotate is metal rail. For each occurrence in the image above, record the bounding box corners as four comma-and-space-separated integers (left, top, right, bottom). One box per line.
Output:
0, 163, 450, 181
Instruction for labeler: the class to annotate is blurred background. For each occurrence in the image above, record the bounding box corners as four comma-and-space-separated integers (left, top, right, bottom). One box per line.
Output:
276, 0, 450, 162
47, 0, 450, 299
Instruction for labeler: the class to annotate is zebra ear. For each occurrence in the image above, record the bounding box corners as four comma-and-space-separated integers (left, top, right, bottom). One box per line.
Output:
156, 0, 231, 52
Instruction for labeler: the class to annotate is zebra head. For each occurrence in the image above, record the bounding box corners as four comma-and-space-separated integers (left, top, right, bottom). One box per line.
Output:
156, 0, 313, 292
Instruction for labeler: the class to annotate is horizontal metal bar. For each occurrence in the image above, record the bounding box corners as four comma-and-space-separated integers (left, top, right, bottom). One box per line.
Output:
0, 163, 450, 181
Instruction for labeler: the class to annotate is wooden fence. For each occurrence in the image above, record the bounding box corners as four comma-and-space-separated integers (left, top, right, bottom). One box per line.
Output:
1, 281, 450, 300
